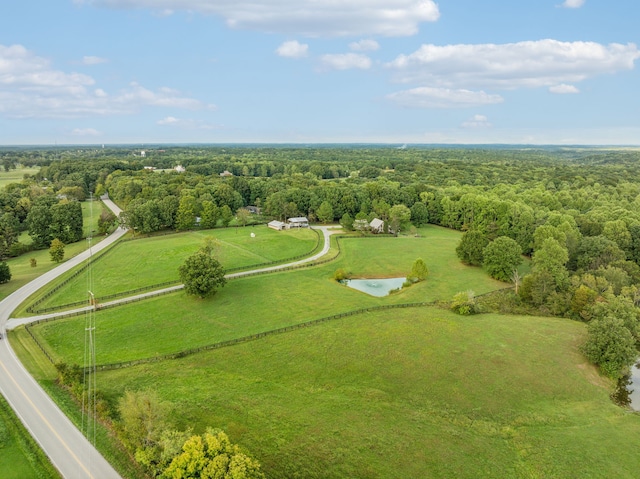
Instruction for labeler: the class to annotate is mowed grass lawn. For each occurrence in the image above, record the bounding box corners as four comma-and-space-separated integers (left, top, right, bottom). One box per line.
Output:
90, 308, 640, 479
31, 226, 506, 364
31, 225, 319, 310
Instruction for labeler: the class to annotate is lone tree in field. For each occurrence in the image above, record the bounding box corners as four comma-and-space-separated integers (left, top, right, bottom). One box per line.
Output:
49, 238, 65, 263
179, 247, 226, 299
408, 258, 428, 282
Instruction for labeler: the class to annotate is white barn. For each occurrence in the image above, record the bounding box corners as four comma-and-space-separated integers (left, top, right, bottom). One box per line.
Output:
370, 218, 385, 234
268, 220, 287, 231
287, 217, 309, 228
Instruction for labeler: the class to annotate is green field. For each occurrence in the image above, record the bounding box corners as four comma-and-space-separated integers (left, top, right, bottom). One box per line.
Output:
0, 395, 60, 479
29, 225, 319, 311
48, 308, 640, 478
0, 166, 39, 189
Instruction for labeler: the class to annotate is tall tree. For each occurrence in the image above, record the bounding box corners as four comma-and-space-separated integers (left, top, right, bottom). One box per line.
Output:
456, 230, 489, 266
179, 248, 226, 299
49, 238, 65, 263
483, 236, 522, 282
388, 204, 411, 234
582, 316, 636, 379
316, 201, 334, 224
176, 195, 198, 231
0, 212, 19, 259
51, 200, 83, 243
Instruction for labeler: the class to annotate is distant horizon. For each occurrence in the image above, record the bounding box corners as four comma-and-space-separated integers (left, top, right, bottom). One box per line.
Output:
1, 142, 639, 150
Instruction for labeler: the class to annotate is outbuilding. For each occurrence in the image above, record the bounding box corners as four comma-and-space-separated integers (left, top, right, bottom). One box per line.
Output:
287, 217, 309, 228
268, 220, 287, 231
370, 218, 385, 234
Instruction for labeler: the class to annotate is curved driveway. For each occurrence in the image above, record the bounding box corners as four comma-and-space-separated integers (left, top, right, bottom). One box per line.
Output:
0, 198, 125, 479
0, 208, 338, 478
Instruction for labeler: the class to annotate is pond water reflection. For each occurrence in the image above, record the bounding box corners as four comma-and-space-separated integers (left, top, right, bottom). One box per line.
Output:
342, 277, 406, 297
613, 362, 640, 410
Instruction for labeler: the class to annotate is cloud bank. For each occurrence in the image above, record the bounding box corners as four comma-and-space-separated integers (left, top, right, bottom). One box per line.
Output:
0, 44, 214, 118
77, 0, 440, 37
387, 40, 640, 89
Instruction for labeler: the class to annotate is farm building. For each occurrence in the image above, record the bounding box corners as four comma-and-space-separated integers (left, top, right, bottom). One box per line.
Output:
370, 218, 385, 234
288, 217, 309, 228
268, 220, 287, 231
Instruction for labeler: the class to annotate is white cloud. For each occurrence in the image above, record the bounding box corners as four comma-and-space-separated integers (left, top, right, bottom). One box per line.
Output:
562, 0, 585, 8
549, 84, 580, 94
350, 39, 380, 52
276, 40, 309, 59
157, 116, 219, 130
0, 44, 214, 118
81, 0, 440, 37
461, 114, 491, 128
320, 53, 372, 70
71, 127, 101, 136
387, 40, 640, 89
387, 87, 504, 109
82, 55, 108, 65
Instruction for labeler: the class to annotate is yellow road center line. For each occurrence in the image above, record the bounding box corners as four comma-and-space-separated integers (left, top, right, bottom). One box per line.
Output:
0, 359, 94, 478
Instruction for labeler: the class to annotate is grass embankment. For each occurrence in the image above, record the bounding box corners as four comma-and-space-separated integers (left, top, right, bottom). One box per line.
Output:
0, 393, 61, 479
28, 225, 319, 312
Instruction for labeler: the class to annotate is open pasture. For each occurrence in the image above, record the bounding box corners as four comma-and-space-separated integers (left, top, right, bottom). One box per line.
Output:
30, 225, 318, 310
30, 226, 505, 365
87, 307, 640, 479
0, 166, 39, 189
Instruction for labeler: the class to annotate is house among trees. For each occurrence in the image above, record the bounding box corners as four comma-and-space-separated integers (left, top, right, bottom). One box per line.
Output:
246, 206, 261, 214
268, 220, 287, 231
370, 218, 385, 234
174, 165, 186, 173
220, 170, 234, 177
287, 217, 309, 228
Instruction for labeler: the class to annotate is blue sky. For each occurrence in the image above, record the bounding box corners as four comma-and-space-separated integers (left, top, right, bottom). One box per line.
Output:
1, 0, 639, 145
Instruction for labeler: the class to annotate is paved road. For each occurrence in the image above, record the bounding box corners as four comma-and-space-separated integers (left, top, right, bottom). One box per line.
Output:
0, 197, 125, 479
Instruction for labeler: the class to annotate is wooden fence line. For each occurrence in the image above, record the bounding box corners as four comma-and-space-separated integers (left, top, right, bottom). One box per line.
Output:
88, 301, 437, 373
27, 226, 322, 315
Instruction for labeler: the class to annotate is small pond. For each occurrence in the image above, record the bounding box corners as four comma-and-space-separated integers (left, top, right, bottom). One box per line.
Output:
342, 277, 406, 297
615, 362, 640, 410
